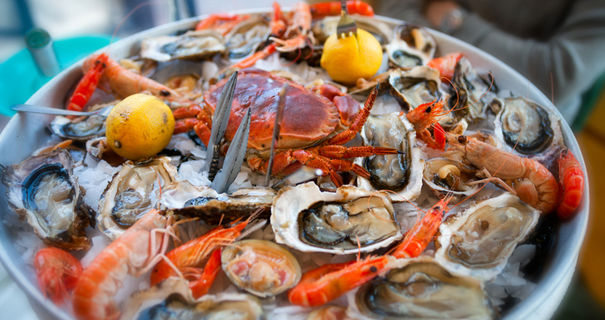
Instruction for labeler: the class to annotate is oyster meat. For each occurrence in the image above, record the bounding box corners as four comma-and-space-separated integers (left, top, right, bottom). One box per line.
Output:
386, 23, 437, 69
492, 97, 564, 164
350, 257, 493, 320
141, 30, 226, 62
97, 157, 177, 239
121, 278, 264, 320
1, 149, 93, 250
222, 239, 301, 298
159, 180, 275, 224
272, 182, 402, 255
356, 112, 423, 202
389, 67, 442, 110
435, 192, 540, 281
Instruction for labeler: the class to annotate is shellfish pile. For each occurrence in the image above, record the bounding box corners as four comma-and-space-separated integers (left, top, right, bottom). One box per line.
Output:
1, 2, 584, 320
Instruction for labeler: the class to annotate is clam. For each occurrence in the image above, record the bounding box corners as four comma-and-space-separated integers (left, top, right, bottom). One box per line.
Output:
492, 97, 564, 164
423, 157, 479, 203
49, 114, 106, 141
435, 192, 540, 281
222, 239, 301, 298
1, 149, 93, 250
389, 67, 442, 110
349, 257, 494, 320
272, 182, 402, 255
386, 23, 437, 69
140, 30, 226, 62
449, 57, 497, 124
121, 278, 264, 320
97, 157, 177, 239
356, 112, 423, 202
159, 180, 275, 224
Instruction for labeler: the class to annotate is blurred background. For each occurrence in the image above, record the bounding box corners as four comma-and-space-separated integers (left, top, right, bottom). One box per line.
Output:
1, 0, 604, 319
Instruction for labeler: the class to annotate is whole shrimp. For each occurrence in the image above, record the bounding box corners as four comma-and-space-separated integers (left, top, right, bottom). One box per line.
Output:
557, 149, 585, 220
288, 196, 453, 307
406, 99, 447, 150
309, 1, 375, 18
72, 209, 173, 320
81, 53, 179, 101
66, 53, 107, 112
33, 247, 83, 305
150, 214, 257, 298
270, 2, 314, 52
450, 135, 559, 213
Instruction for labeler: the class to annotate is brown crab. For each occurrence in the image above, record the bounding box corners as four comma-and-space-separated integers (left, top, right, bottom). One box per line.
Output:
173, 69, 397, 186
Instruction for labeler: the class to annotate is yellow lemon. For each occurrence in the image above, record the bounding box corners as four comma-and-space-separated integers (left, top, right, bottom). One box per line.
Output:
106, 94, 175, 160
320, 28, 383, 85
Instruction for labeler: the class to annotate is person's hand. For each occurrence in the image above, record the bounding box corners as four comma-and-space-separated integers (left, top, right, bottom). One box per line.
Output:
425, 0, 461, 28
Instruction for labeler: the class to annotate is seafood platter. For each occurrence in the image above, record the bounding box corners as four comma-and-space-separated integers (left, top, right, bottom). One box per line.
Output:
0, 2, 589, 320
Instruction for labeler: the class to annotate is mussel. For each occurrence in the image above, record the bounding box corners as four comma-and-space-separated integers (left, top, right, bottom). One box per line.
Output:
356, 112, 423, 202
222, 239, 301, 298
97, 157, 177, 239
1, 149, 94, 250
272, 183, 402, 254
435, 192, 540, 281
351, 257, 494, 320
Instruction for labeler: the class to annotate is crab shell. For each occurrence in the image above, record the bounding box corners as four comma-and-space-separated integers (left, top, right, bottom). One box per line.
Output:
271, 182, 403, 255
355, 112, 424, 202
203, 68, 361, 151
434, 192, 540, 281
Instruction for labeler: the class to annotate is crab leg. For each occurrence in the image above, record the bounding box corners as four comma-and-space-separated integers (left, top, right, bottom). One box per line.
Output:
324, 85, 378, 146
313, 145, 401, 159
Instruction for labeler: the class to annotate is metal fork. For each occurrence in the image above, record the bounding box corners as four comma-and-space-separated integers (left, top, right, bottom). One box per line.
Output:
336, 0, 358, 39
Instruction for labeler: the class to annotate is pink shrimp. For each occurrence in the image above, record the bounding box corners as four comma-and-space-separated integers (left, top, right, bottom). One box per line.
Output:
72, 209, 173, 320
270, 2, 313, 52
556, 149, 585, 220
33, 247, 83, 305
66, 53, 107, 112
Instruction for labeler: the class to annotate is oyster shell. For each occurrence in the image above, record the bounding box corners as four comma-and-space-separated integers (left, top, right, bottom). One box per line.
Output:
159, 180, 275, 224
141, 30, 226, 62
49, 115, 106, 141
1, 149, 93, 250
435, 192, 540, 281
97, 157, 177, 239
386, 23, 437, 69
272, 182, 402, 255
389, 67, 442, 110
423, 157, 478, 203
121, 278, 264, 320
356, 112, 423, 202
349, 257, 494, 320
225, 15, 271, 60
492, 97, 564, 164
222, 239, 301, 298
449, 57, 497, 124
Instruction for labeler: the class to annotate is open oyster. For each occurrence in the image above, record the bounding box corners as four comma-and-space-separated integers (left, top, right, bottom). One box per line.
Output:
97, 157, 177, 239
121, 278, 264, 320
435, 192, 540, 281
225, 15, 271, 60
423, 157, 478, 203
389, 67, 442, 110
222, 239, 301, 298
386, 23, 437, 69
349, 257, 493, 320
49, 114, 106, 141
1, 149, 93, 250
159, 180, 275, 224
356, 112, 423, 202
141, 30, 226, 62
492, 97, 564, 164
449, 57, 497, 124
272, 183, 402, 255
